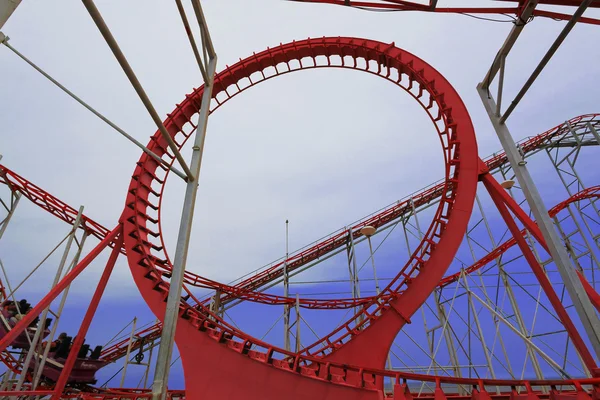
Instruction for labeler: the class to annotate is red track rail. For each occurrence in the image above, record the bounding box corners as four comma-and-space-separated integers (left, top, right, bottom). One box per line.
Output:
288, 0, 600, 25
119, 35, 600, 397
121, 36, 481, 398
100, 323, 163, 364
0, 166, 116, 247
549, 185, 600, 217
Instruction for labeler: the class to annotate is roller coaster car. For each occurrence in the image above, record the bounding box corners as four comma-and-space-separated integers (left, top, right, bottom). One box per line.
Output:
0, 308, 52, 349
38, 338, 110, 385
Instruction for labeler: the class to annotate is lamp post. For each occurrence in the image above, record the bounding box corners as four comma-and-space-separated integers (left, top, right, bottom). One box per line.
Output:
500, 179, 515, 189
361, 225, 393, 370
360, 226, 380, 295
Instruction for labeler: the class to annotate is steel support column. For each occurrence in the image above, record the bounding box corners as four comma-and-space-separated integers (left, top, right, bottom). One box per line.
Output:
284, 220, 290, 351
32, 231, 89, 390
51, 232, 123, 399
81, 0, 194, 181
478, 89, 600, 362
209, 289, 222, 319
0, 190, 19, 241
472, 194, 542, 379
143, 337, 156, 389
0, 0, 21, 29
366, 234, 380, 295
150, 10, 217, 395
120, 317, 138, 388
433, 290, 462, 379
295, 293, 301, 352
0, 225, 120, 353
461, 272, 498, 382
15, 207, 84, 393
483, 174, 598, 372
469, 289, 570, 378
345, 229, 362, 327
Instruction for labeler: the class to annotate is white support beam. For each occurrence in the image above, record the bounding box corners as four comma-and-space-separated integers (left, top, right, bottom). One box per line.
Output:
499, 0, 594, 123
469, 289, 570, 378
477, 87, 600, 361
149, 0, 217, 395
0, 0, 21, 30
480, 0, 539, 90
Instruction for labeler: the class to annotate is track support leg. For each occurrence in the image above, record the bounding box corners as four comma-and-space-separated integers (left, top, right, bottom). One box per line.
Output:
0, 225, 120, 353
483, 174, 598, 374
51, 231, 123, 398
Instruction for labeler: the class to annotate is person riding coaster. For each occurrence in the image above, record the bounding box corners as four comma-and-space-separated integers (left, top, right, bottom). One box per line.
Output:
0, 300, 110, 384
0, 298, 50, 348
37, 333, 109, 385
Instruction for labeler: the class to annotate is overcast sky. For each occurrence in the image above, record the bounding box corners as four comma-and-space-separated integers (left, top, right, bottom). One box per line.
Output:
0, 0, 599, 387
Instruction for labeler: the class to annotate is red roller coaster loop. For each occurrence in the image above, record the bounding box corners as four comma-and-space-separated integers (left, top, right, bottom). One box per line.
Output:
122, 36, 479, 398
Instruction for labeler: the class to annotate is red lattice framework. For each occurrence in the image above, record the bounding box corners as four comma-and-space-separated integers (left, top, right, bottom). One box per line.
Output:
0, 37, 599, 400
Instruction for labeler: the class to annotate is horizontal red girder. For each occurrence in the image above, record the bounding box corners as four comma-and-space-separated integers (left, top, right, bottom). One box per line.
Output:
496, 0, 600, 8
289, 0, 600, 24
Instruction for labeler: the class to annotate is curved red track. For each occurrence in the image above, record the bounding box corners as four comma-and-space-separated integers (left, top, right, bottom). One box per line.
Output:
122, 36, 479, 398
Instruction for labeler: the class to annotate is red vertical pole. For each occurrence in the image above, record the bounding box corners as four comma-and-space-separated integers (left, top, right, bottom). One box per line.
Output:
51, 231, 124, 399
0, 225, 121, 353
482, 174, 598, 372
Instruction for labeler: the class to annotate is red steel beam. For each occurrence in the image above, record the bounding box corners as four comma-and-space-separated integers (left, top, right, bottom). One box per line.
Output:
482, 172, 598, 374
288, 0, 600, 23
51, 231, 123, 398
0, 225, 120, 353
496, 0, 600, 8
0, 165, 116, 246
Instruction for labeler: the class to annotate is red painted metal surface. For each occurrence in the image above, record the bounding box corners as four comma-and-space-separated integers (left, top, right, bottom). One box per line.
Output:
38, 359, 110, 386
549, 186, 600, 217
52, 232, 123, 397
100, 322, 163, 364
288, 0, 600, 25
0, 226, 120, 354
439, 184, 600, 292
122, 36, 478, 398
496, 0, 600, 8
482, 173, 598, 373
0, 116, 597, 330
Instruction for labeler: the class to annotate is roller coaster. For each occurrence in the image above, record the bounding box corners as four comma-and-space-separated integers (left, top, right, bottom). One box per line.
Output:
0, 0, 599, 399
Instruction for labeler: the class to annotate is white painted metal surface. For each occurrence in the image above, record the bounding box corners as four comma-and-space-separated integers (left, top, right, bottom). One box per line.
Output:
0, 0, 22, 30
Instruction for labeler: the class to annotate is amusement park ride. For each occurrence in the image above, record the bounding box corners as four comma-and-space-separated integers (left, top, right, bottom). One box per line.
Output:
0, 0, 599, 399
